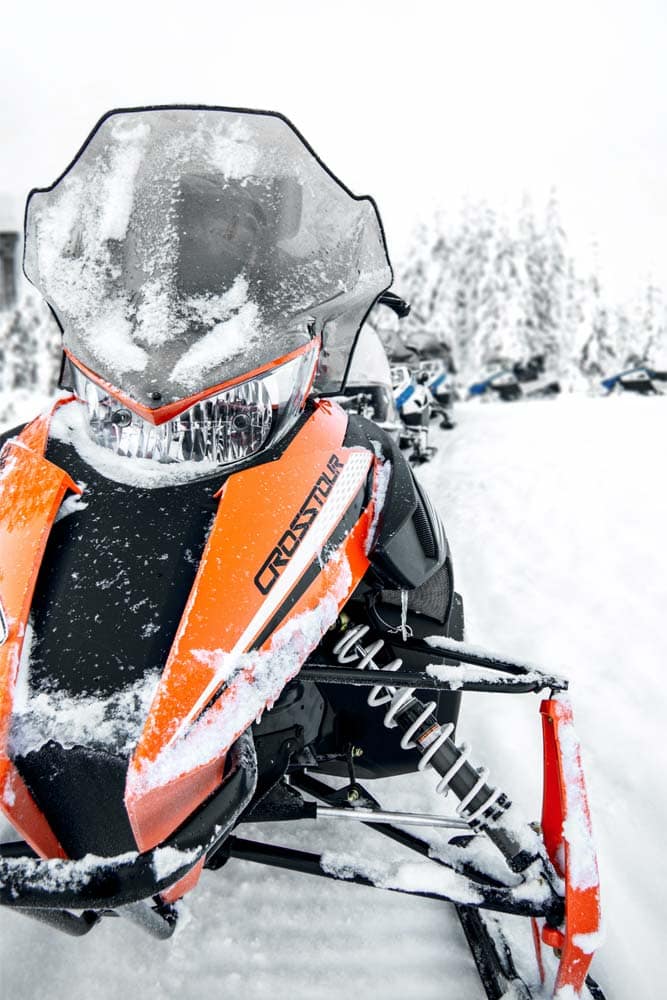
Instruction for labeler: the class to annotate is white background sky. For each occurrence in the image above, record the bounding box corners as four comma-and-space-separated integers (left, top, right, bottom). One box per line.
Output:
1, 0, 666, 298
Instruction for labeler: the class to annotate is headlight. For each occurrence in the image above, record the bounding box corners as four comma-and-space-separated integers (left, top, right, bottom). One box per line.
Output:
71, 343, 318, 471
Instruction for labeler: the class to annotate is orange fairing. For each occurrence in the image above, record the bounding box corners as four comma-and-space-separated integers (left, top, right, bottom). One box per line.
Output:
160, 856, 206, 905
64, 339, 320, 426
126, 399, 378, 851
0, 405, 82, 858
537, 698, 602, 997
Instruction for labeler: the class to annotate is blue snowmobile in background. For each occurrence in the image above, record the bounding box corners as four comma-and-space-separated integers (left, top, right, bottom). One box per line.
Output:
390, 364, 437, 462
469, 368, 523, 402
415, 359, 456, 429
601, 365, 667, 395
469, 355, 560, 402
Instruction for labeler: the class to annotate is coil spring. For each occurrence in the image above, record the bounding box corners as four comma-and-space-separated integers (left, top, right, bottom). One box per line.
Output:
332, 624, 504, 824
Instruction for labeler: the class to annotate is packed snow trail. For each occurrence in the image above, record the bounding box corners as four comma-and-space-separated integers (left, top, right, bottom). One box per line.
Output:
1, 392, 665, 998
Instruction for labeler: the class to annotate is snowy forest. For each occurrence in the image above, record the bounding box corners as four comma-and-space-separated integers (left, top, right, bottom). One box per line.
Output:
2, 193, 667, 409
372, 194, 667, 389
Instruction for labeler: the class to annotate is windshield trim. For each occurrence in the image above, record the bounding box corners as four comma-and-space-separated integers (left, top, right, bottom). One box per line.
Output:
63, 337, 320, 426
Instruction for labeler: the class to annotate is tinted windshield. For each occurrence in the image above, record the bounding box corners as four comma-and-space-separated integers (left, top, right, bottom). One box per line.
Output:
24, 107, 392, 407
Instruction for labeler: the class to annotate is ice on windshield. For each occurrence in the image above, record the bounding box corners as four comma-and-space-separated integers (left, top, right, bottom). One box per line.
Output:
24, 107, 392, 406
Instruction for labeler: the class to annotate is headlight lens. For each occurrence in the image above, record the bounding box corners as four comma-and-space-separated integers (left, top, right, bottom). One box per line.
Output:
71, 345, 317, 470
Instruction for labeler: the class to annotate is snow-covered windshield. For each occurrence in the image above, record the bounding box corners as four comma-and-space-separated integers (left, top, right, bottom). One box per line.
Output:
24, 107, 392, 409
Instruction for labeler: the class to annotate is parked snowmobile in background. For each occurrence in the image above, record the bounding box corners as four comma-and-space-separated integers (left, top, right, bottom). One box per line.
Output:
415, 359, 456, 429
469, 357, 560, 403
513, 355, 561, 399
469, 368, 523, 402
0, 106, 605, 1000
390, 364, 437, 463
336, 326, 402, 443
601, 365, 667, 395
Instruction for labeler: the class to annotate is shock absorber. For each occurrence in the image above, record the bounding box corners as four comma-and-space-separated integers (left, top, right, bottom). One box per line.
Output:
333, 624, 538, 874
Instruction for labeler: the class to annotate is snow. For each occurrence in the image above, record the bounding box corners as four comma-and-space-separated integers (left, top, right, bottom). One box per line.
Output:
53, 489, 88, 522
0, 851, 138, 896
573, 930, 606, 956
169, 275, 261, 388
151, 846, 199, 883
133, 556, 352, 794
0, 391, 665, 998
364, 454, 391, 554
0, 844, 198, 898
97, 121, 150, 243
9, 671, 160, 757
320, 850, 484, 905
170, 298, 260, 388
555, 695, 600, 893
22, 109, 391, 399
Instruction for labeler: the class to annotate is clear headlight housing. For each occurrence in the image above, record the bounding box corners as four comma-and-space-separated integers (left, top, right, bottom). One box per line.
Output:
71, 343, 318, 472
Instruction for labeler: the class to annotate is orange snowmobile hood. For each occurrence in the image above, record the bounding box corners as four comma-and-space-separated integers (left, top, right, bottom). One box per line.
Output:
0, 401, 81, 858
0, 398, 382, 860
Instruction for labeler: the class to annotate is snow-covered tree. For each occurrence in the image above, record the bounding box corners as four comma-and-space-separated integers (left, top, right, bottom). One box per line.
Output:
0, 294, 61, 394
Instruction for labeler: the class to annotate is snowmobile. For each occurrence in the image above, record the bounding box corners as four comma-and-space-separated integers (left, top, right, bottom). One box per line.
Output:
0, 106, 605, 1000
600, 365, 667, 395
390, 365, 437, 463
469, 368, 523, 402
335, 326, 403, 444
513, 356, 561, 399
469, 364, 559, 403
415, 358, 456, 429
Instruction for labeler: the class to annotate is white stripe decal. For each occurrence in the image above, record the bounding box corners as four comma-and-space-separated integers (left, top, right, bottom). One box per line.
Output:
172, 450, 373, 741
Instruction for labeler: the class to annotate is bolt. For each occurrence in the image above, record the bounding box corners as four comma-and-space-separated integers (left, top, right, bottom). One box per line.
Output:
347, 788, 360, 803
351, 746, 364, 758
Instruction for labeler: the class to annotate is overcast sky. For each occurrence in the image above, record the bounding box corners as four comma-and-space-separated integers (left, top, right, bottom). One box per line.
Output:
2, 0, 666, 298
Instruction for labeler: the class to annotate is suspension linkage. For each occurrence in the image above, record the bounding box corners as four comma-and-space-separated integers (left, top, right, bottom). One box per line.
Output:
300, 663, 564, 694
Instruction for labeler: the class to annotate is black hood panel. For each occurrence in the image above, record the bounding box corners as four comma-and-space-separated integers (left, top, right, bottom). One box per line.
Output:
27, 437, 220, 699
16, 742, 137, 858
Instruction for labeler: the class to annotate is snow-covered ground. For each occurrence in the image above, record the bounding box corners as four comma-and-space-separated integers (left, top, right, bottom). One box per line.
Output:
1, 392, 665, 999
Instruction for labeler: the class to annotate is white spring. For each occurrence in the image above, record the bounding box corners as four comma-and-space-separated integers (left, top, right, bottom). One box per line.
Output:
332, 624, 504, 823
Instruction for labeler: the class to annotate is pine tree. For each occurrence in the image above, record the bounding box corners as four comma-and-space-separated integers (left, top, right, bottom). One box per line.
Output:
579, 273, 616, 378
0, 295, 61, 394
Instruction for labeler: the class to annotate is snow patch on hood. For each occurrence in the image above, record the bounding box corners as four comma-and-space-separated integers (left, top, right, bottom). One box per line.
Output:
9, 670, 160, 756
54, 484, 88, 522
134, 553, 352, 793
